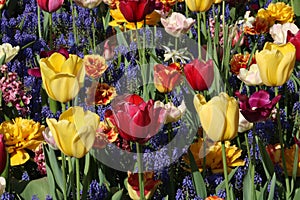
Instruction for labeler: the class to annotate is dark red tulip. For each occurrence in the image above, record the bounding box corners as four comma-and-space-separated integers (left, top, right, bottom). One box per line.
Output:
235, 90, 281, 123
119, 0, 156, 23
106, 94, 166, 144
27, 67, 42, 78
40, 47, 69, 59
37, 0, 64, 13
0, 134, 6, 174
184, 59, 214, 91
287, 30, 300, 61
154, 63, 182, 93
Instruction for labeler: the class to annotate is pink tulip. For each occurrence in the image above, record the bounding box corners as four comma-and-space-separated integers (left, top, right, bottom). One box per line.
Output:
37, 0, 64, 13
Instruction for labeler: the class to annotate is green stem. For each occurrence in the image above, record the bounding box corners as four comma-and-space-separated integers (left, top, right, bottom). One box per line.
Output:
61, 153, 68, 200
90, 10, 96, 52
197, 12, 202, 60
252, 124, 256, 200
68, 157, 75, 199
37, 6, 42, 39
136, 142, 145, 200
275, 87, 291, 195
49, 13, 53, 49
76, 158, 80, 200
221, 142, 230, 197
70, 0, 78, 44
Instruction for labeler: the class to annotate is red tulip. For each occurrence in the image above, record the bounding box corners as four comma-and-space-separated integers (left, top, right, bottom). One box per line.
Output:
0, 134, 6, 174
119, 0, 156, 23
287, 30, 300, 61
106, 94, 166, 144
40, 47, 69, 59
153, 63, 182, 93
235, 90, 281, 123
37, 0, 64, 13
184, 59, 214, 91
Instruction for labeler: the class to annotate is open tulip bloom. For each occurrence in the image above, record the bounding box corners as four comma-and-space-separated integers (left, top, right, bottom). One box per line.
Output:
235, 90, 281, 123
107, 94, 166, 144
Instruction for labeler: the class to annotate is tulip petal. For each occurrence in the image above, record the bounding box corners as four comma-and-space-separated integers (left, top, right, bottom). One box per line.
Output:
47, 118, 77, 157
73, 125, 96, 158
48, 52, 66, 73
49, 74, 79, 103
199, 104, 226, 142
10, 149, 30, 166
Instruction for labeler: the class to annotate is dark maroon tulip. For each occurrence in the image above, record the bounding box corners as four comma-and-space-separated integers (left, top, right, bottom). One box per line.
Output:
119, 0, 156, 23
287, 30, 300, 61
0, 134, 6, 174
27, 67, 42, 78
184, 59, 214, 91
235, 90, 281, 123
37, 0, 64, 12
106, 94, 166, 144
40, 47, 69, 59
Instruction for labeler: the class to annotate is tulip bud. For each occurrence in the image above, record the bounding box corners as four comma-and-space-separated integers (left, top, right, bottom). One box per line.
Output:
186, 0, 214, 12
73, 0, 102, 9
194, 93, 239, 142
37, 0, 64, 13
184, 59, 214, 91
0, 177, 6, 196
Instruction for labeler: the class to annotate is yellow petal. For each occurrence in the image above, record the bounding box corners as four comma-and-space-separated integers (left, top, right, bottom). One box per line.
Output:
224, 96, 239, 141
10, 149, 30, 166
72, 125, 96, 158
199, 103, 226, 142
47, 52, 66, 73
49, 74, 79, 103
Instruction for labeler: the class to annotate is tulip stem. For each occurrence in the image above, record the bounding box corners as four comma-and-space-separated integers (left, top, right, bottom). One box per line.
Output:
136, 142, 145, 200
61, 153, 68, 200
221, 142, 230, 198
76, 158, 81, 200
49, 13, 53, 49
275, 87, 291, 195
197, 12, 202, 60
37, 6, 42, 39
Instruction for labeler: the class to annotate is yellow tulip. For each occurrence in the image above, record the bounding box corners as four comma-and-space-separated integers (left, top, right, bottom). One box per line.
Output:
213, 0, 223, 4
46, 106, 99, 158
186, 0, 214, 12
256, 42, 296, 86
40, 52, 84, 103
194, 93, 239, 142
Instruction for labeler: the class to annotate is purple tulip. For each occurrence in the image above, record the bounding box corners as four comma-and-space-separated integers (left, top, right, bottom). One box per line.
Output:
235, 90, 281, 123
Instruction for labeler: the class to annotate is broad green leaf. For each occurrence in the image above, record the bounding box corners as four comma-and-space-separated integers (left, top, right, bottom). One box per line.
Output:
268, 173, 276, 200
111, 189, 123, 200
19, 177, 50, 200
188, 149, 207, 198
243, 164, 254, 200
215, 167, 239, 193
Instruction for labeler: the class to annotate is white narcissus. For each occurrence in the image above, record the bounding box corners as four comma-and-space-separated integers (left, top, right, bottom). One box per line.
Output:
238, 64, 263, 86
161, 12, 195, 37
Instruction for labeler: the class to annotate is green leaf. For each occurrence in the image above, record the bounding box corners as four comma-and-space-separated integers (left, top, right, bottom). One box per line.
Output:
18, 177, 50, 200
267, 173, 276, 200
43, 11, 50, 40
294, 188, 300, 200
255, 135, 274, 179
0, 54, 6, 65
188, 149, 207, 198
215, 167, 239, 193
243, 164, 254, 200
111, 189, 123, 200
294, 0, 300, 17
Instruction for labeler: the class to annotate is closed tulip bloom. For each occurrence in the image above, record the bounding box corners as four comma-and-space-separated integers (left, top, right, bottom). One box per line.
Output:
0, 0, 5, 10
184, 59, 214, 91
39, 52, 84, 103
256, 42, 296, 86
0, 135, 6, 174
161, 12, 195, 37
0, 177, 5, 196
154, 63, 182, 93
194, 93, 239, 142
73, 0, 102, 9
186, 0, 214, 12
37, 0, 64, 12
46, 106, 100, 158
119, 0, 156, 23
